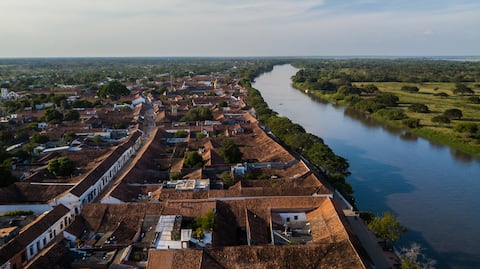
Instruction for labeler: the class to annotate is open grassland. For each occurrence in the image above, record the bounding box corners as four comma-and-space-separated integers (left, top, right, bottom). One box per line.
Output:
362, 82, 480, 156
307, 82, 480, 156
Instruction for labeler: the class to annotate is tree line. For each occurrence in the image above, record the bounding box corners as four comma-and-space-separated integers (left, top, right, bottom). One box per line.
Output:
240, 72, 355, 205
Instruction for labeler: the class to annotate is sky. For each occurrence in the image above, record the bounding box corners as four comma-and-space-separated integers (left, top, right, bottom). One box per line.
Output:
0, 0, 479, 57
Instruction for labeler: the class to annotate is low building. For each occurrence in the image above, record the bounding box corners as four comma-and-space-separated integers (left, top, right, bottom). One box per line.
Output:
0, 205, 73, 269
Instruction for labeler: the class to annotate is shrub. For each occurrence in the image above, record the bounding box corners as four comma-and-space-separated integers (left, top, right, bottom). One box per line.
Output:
408, 103, 430, 113
374, 109, 407, 120
467, 96, 480, 104
183, 152, 203, 168
454, 123, 478, 134
3, 210, 34, 216
402, 118, 420, 128
443, 109, 463, 120
431, 115, 450, 124
401, 85, 420, 93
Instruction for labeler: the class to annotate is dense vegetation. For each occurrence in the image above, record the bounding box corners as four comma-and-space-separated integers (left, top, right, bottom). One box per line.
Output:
47, 157, 76, 177
219, 139, 243, 164
180, 106, 213, 122
291, 59, 480, 156
241, 68, 354, 205
291, 58, 480, 83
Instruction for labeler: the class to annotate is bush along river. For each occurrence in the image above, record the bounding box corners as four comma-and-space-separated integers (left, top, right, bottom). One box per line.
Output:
253, 64, 480, 269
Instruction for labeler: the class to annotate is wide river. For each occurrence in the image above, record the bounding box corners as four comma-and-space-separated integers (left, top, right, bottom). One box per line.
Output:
253, 64, 480, 269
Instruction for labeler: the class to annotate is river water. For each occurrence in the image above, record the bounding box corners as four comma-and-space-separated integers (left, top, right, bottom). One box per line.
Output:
253, 64, 480, 269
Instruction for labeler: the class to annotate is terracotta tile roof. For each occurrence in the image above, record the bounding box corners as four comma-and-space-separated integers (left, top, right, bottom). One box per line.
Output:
0, 183, 71, 204
148, 243, 366, 269
246, 209, 271, 245
147, 249, 203, 269
231, 126, 295, 163
78, 204, 147, 245
27, 242, 71, 269
0, 205, 70, 263
70, 130, 142, 197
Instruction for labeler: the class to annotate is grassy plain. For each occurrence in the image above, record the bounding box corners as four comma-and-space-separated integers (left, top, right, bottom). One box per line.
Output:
308, 82, 480, 156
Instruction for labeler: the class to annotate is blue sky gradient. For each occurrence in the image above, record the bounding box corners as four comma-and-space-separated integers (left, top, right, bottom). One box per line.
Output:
0, 0, 479, 57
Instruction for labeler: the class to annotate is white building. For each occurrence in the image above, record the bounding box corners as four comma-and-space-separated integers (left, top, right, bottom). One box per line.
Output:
0, 205, 73, 269
58, 130, 143, 215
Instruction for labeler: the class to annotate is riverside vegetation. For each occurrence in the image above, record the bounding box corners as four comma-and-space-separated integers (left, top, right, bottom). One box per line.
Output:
240, 64, 354, 205
291, 59, 480, 157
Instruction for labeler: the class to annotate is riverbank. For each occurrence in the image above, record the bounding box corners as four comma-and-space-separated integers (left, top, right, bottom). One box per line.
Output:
241, 79, 356, 206
292, 82, 480, 158
253, 64, 480, 268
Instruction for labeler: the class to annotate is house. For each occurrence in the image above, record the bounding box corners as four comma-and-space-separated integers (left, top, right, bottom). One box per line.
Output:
0, 183, 72, 215
57, 129, 143, 215
0, 205, 73, 269
37, 122, 48, 130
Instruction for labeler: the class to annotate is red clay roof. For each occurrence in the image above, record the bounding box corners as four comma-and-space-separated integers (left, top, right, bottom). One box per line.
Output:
0, 205, 70, 264
70, 130, 142, 197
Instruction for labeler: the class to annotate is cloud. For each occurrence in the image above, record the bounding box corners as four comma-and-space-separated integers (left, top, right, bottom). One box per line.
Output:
0, 0, 479, 56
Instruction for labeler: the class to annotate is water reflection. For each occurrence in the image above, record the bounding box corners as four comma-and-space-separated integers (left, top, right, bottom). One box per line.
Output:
399, 132, 418, 142
449, 148, 476, 163
253, 64, 480, 269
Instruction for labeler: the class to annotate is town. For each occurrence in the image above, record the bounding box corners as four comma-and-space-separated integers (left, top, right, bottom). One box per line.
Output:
0, 59, 391, 269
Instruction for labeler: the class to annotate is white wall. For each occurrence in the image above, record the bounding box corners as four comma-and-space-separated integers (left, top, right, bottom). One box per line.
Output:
26, 210, 73, 261
278, 212, 307, 223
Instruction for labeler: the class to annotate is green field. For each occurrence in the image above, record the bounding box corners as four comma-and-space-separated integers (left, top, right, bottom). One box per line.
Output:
306, 82, 480, 157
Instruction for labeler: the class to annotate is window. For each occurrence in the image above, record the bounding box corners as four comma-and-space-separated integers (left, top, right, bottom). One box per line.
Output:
21, 252, 26, 262
49, 231, 53, 239
294, 215, 298, 220
37, 241, 41, 251
60, 223, 63, 229
286, 217, 290, 222
29, 245, 34, 256
43, 237, 47, 246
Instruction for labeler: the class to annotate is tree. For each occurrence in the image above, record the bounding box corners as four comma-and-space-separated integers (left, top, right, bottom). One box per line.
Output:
400, 243, 436, 269
443, 108, 463, 120
92, 134, 103, 144
431, 115, 450, 124
180, 107, 213, 121
408, 103, 430, 113
453, 83, 474, 95
219, 139, 243, 163
220, 171, 234, 188
72, 99, 94, 108
368, 212, 407, 244
0, 163, 16, 187
43, 109, 63, 124
374, 93, 399, 107
195, 209, 215, 231
401, 85, 420, 93
30, 133, 50, 144
98, 81, 129, 100
48, 157, 76, 177
183, 152, 203, 168
64, 109, 80, 121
